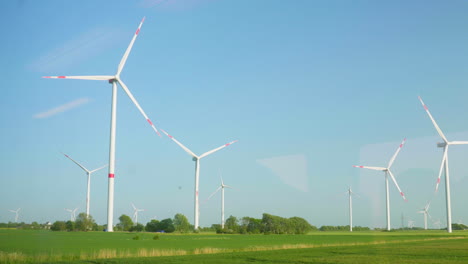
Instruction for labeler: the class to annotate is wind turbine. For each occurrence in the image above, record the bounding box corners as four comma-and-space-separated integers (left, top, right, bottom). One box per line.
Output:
62, 153, 107, 217
161, 129, 237, 230
206, 177, 233, 229
65, 208, 78, 221
346, 187, 359, 232
9, 208, 20, 222
408, 219, 415, 229
417, 202, 431, 230
418, 96, 468, 233
132, 203, 145, 225
44, 18, 160, 232
433, 219, 442, 229
353, 138, 407, 231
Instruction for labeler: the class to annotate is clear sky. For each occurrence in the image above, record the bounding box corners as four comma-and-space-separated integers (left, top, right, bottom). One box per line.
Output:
1, 0, 468, 229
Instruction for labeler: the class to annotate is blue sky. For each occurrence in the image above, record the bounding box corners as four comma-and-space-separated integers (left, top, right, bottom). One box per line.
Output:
1, 0, 468, 229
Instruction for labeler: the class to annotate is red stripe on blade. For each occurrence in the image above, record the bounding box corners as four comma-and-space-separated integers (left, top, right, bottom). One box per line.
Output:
108, 173, 115, 178
136, 28, 140, 35
147, 119, 153, 126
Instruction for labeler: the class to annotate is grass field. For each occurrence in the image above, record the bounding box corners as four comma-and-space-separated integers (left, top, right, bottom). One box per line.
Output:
0, 229, 467, 263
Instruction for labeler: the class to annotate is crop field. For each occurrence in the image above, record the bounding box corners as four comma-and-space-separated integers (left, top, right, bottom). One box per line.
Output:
0, 229, 467, 263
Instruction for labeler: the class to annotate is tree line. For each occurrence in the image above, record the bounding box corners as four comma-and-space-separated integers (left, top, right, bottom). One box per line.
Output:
211, 214, 316, 234
15, 211, 460, 233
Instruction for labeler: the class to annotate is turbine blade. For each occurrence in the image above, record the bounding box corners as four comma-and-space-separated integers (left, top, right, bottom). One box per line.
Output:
204, 186, 222, 203
132, 203, 136, 210
352, 165, 386, 171
425, 201, 431, 211
435, 148, 447, 193
117, 79, 161, 136
117, 17, 145, 75
199, 140, 238, 159
160, 129, 198, 158
387, 170, 407, 201
43, 75, 114, 80
450, 141, 468, 145
387, 138, 406, 168
90, 164, 108, 173
62, 153, 90, 173
418, 96, 449, 143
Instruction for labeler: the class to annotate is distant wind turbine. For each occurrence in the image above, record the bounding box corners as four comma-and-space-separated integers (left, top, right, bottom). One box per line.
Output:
433, 219, 442, 229
346, 187, 359, 232
205, 176, 233, 229
62, 153, 107, 216
418, 96, 468, 233
132, 203, 145, 224
408, 219, 415, 229
44, 17, 161, 232
65, 208, 78, 221
161, 129, 237, 230
9, 208, 20, 222
417, 202, 431, 230
353, 138, 408, 231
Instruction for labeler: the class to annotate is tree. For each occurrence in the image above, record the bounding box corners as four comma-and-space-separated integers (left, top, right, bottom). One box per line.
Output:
51, 221, 67, 231
173, 213, 191, 233
289, 217, 313, 234
158, 218, 175, 233
31, 221, 40, 229
65, 220, 75, 231
75, 213, 96, 231
240, 217, 262, 234
145, 219, 160, 232
225, 215, 239, 233
118, 214, 133, 231
130, 223, 145, 232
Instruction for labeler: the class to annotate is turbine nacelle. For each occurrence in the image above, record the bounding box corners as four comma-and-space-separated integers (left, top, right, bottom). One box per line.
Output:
437, 142, 447, 148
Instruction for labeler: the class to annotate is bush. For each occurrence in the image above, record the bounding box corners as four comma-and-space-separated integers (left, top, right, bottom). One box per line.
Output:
51, 221, 67, 231
153, 235, 159, 240
132, 235, 140, 240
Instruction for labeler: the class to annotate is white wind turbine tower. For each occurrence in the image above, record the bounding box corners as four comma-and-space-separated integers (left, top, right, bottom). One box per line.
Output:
161, 129, 237, 230
132, 203, 145, 225
9, 208, 20, 222
44, 18, 160, 232
417, 202, 431, 230
408, 219, 415, 229
353, 138, 408, 231
418, 96, 468, 233
206, 177, 233, 229
346, 187, 358, 232
62, 153, 107, 217
65, 208, 78, 221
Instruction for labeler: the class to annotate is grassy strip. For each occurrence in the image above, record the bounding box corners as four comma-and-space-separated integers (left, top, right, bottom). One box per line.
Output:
1, 236, 465, 263
66, 237, 468, 264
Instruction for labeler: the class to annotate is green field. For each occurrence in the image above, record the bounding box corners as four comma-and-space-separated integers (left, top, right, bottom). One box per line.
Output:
1, 229, 467, 263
